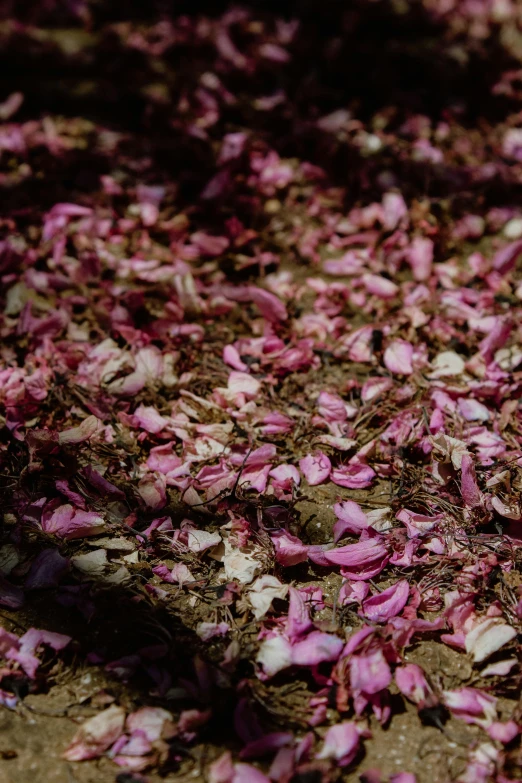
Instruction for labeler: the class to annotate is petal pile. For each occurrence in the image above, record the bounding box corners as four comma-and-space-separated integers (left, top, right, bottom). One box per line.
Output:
1, 2, 522, 782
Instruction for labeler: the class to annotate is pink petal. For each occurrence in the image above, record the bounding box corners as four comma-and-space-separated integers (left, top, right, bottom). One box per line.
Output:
317, 391, 347, 422
407, 236, 433, 281
286, 586, 313, 640
460, 454, 483, 508
209, 751, 234, 783
333, 500, 369, 541
239, 732, 293, 760
299, 452, 331, 485
223, 344, 248, 371
350, 648, 392, 694
271, 531, 309, 566
233, 763, 271, 783
291, 631, 344, 667
486, 720, 519, 743
363, 273, 399, 299
44, 505, 105, 540
132, 404, 168, 434
492, 238, 522, 273
249, 287, 287, 322
361, 580, 410, 622
330, 464, 376, 489
395, 664, 434, 706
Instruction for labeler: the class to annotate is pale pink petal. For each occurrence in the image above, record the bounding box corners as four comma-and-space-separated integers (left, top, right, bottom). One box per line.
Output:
187, 528, 221, 553
58, 415, 101, 444
269, 464, 300, 485
256, 635, 293, 678
196, 622, 230, 641
383, 340, 414, 375
457, 398, 490, 422
465, 618, 517, 663
290, 631, 344, 666
228, 371, 261, 400
316, 722, 360, 766
396, 509, 442, 538
63, 705, 125, 761
460, 454, 483, 508
361, 376, 393, 403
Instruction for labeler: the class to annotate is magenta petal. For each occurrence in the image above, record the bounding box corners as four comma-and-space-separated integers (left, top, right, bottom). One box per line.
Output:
360, 580, 410, 623
323, 539, 387, 568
